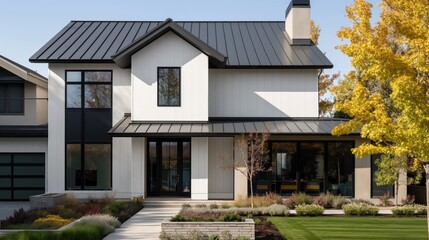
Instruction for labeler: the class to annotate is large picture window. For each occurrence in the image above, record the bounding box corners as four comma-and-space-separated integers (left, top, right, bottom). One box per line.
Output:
0, 83, 24, 114
65, 70, 112, 190
158, 67, 180, 106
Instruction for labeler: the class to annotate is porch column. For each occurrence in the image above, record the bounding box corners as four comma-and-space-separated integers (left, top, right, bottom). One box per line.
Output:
397, 170, 407, 204
191, 137, 209, 200
131, 137, 146, 197
354, 139, 371, 199
234, 136, 248, 200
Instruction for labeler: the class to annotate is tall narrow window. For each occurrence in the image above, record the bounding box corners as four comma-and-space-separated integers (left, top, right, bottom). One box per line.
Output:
65, 70, 112, 190
158, 67, 180, 106
0, 83, 24, 114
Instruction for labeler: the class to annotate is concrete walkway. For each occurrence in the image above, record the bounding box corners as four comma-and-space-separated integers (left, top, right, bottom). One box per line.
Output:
104, 201, 181, 240
0, 202, 30, 220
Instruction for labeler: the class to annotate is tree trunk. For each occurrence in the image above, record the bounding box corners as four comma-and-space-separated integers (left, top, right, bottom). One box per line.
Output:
423, 163, 429, 238
250, 176, 254, 208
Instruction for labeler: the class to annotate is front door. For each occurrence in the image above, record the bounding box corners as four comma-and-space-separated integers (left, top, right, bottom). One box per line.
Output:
147, 139, 191, 196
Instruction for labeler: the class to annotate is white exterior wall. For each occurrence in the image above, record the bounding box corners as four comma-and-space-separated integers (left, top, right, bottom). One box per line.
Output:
191, 137, 208, 200
0, 82, 48, 126
208, 137, 234, 199
209, 69, 318, 118
131, 137, 146, 197
131, 31, 209, 121
47, 63, 132, 198
0, 138, 48, 190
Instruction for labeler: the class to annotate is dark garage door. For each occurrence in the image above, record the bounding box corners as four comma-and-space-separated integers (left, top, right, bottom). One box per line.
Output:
0, 153, 45, 201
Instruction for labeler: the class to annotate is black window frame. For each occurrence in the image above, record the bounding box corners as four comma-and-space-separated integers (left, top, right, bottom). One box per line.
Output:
157, 67, 181, 107
65, 70, 113, 191
0, 82, 25, 115
263, 140, 355, 197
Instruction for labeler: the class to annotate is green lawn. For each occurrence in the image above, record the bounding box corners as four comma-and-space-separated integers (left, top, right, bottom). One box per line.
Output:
268, 217, 428, 240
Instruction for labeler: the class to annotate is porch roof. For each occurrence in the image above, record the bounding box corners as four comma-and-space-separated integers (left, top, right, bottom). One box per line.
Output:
108, 114, 358, 137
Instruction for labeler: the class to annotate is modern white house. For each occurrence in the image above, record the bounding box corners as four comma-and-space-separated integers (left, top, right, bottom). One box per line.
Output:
28, 0, 399, 201
0, 55, 48, 200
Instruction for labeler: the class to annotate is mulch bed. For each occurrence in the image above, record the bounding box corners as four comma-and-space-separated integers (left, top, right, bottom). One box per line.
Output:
255, 216, 285, 240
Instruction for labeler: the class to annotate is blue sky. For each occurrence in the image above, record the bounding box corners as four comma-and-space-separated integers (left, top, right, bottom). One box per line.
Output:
0, 0, 379, 78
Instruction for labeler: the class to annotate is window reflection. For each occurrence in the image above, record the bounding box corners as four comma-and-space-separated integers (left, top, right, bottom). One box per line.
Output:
158, 68, 180, 106
84, 85, 111, 108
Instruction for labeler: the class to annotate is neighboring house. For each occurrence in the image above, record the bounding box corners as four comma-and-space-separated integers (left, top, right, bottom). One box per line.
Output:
30, 0, 398, 200
0, 55, 48, 200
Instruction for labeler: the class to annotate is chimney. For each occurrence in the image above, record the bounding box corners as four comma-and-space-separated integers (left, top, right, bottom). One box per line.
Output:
285, 0, 311, 45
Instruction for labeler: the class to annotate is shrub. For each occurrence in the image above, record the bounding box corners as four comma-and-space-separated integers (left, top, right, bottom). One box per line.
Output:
195, 204, 207, 208
401, 195, 416, 205
219, 213, 242, 222
1, 208, 30, 227
234, 193, 280, 208
209, 235, 220, 240
378, 192, 393, 207
61, 224, 104, 240
182, 203, 192, 209
34, 215, 74, 229
352, 199, 374, 205
235, 237, 250, 240
313, 191, 335, 208
295, 204, 324, 216
343, 203, 379, 216
221, 203, 231, 209
210, 203, 219, 209
104, 201, 128, 216
77, 214, 120, 235
131, 195, 144, 205
332, 195, 347, 209
283, 192, 312, 209
266, 204, 289, 216
392, 204, 427, 216
221, 230, 233, 240
187, 229, 208, 240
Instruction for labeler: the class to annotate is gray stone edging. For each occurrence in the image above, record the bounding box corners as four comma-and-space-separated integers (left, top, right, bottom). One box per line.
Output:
161, 218, 255, 240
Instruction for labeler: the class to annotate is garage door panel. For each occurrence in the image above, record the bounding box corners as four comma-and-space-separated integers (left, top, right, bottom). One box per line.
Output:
0, 153, 45, 201
0, 155, 11, 163
0, 179, 11, 187
0, 167, 11, 176
14, 166, 44, 176
13, 190, 44, 200
14, 154, 44, 164
14, 178, 44, 188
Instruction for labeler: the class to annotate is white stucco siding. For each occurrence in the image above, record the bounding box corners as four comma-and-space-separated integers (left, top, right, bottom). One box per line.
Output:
47, 63, 132, 198
131, 31, 209, 121
191, 137, 209, 200
208, 137, 234, 199
209, 69, 318, 118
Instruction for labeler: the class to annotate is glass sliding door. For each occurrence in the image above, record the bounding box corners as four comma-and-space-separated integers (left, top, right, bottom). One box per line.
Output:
147, 139, 191, 197
301, 143, 325, 195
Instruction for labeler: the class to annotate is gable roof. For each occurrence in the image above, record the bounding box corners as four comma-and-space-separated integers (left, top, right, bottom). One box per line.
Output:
113, 19, 226, 68
0, 55, 47, 88
30, 20, 333, 69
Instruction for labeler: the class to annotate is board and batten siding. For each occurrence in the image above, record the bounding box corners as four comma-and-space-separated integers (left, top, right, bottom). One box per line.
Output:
47, 63, 132, 198
208, 137, 234, 199
131, 31, 209, 122
209, 69, 319, 118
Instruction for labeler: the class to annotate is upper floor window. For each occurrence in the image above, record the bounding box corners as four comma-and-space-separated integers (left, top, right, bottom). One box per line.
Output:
0, 83, 24, 114
158, 67, 180, 106
66, 71, 112, 109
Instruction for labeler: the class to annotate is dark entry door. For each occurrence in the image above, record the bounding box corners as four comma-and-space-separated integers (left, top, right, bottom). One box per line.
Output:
148, 139, 191, 196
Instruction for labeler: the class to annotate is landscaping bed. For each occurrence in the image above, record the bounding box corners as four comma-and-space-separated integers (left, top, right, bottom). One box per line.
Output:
0, 195, 143, 230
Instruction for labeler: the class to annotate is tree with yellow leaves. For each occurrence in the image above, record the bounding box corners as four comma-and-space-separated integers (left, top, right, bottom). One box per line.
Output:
333, 0, 429, 231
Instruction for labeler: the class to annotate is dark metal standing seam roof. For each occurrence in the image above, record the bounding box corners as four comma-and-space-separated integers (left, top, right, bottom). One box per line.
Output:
30, 20, 333, 69
108, 114, 357, 137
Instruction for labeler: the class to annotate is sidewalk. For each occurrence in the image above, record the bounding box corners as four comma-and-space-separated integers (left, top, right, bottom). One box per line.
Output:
104, 205, 180, 240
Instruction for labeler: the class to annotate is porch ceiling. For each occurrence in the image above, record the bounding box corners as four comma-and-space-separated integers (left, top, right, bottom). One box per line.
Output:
108, 114, 359, 137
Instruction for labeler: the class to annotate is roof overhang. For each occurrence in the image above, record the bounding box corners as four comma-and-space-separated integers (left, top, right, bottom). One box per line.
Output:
0, 55, 48, 88
0, 125, 48, 138
108, 114, 358, 137
112, 19, 227, 68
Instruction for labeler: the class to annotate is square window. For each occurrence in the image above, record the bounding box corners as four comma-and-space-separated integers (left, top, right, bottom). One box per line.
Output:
0, 83, 24, 114
84, 85, 111, 108
66, 71, 82, 82
158, 67, 180, 106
